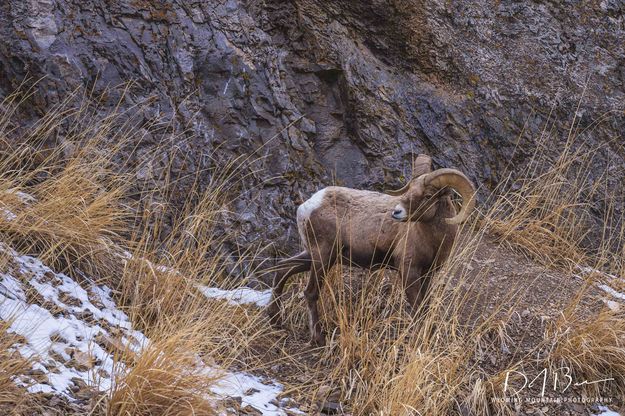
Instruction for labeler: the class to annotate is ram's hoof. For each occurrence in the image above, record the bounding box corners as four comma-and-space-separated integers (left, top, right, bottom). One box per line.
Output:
266, 305, 283, 328
309, 332, 326, 348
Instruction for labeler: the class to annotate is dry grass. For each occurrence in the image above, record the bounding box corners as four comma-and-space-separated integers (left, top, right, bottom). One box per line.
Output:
0, 162, 130, 280
0, 319, 32, 412
545, 309, 625, 400
0, 88, 623, 416
273, 219, 554, 414
263, 225, 513, 415
0, 91, 237, 415
108, 326, 219, 416
477, 108, 625, 409
0, 89, 139, 281
484, 136, 597, 270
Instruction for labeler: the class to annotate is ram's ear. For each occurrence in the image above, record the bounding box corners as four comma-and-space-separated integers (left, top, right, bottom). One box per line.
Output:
412, 154, 433, 178
386, 181, 411, 196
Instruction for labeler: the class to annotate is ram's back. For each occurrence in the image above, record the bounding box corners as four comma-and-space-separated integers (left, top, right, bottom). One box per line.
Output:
296, 187, 400, 256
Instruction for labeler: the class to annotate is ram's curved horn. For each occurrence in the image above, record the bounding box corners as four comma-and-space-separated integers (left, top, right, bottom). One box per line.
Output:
425, 168, 476, 224
386, 154, 433, 196
385, 181, 411, 196
412, 154, 433, 177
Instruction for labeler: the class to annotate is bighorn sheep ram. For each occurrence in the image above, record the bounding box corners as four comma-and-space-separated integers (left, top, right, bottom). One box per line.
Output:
266, 155, 476, 346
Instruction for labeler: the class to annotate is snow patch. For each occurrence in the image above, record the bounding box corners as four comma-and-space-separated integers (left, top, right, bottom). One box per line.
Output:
576, 265, 625, 306
603, 299, 621, 312
198, 286, 272, 307
0, 243, 301, 414
0, 243, 146, 396
1, 207, 16, 221
598, 284, 625, 302
211, 370, 303, 416
577, 265, 620, 281
12, 190, 37, 205
597, 405, 621, 416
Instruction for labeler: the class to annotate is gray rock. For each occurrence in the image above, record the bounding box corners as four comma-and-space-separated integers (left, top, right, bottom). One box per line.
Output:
0, 0, 623, 277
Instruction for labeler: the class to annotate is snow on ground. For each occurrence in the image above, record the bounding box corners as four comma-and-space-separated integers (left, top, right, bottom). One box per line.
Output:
576, 265, 625, 310
598, 284, 625, 301
198, 285, 272, 307
0, 243, 146, 395
0, 243, 299, 414
597, 406, 622, 416
0, 198, 295, 413
2, 196, 621, 414
1, 207, 16, 221
211, 370, 304, 416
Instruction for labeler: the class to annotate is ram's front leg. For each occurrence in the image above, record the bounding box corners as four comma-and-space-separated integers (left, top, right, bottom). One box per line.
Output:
400, 263, 430, 315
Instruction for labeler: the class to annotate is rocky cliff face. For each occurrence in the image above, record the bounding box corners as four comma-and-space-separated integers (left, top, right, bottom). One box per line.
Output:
1, 0, 624, 260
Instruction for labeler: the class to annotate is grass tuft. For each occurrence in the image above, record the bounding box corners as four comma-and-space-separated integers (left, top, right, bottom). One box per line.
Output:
108, 327, 218, 416
0, 88, 624, 415
0, 319, 32, 413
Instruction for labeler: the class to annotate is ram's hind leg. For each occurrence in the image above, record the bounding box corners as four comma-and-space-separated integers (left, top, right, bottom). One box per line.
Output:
267, 251, 311, 327
305, 244, 335, 347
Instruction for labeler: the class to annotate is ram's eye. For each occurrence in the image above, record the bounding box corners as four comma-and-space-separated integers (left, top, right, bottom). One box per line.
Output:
424, 193, 433, 199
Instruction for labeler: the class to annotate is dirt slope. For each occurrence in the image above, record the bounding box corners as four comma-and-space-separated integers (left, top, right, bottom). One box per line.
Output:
239, 233, 621, 415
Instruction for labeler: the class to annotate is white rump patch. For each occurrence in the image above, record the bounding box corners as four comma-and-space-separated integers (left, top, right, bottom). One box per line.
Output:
297, 188, 327, 221
296, 188, 327, 250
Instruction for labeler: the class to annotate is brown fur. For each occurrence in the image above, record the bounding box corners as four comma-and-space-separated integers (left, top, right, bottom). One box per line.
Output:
266, 156, 473, 346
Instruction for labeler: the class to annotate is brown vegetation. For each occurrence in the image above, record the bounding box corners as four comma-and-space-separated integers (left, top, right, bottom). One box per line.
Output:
0, 93, 623, 415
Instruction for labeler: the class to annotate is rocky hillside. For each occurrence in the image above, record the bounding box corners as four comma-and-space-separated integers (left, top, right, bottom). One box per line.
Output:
0, 0, 623, 255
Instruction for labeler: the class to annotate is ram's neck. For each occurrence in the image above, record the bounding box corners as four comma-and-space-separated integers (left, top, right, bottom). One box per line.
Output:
427, 197, 460, 243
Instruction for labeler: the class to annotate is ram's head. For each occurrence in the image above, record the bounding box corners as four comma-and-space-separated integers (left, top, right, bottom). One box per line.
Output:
388, 155, 476, 224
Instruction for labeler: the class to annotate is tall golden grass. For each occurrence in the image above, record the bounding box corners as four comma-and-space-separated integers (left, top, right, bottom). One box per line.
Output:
0, 319, 32, 413
0, 88, 623, 415
108, 327, 219, 416
545, 309, 625, 401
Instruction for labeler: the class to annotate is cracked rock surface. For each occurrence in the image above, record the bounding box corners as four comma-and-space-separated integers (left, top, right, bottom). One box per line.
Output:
1, 0, 623, 262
